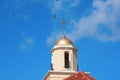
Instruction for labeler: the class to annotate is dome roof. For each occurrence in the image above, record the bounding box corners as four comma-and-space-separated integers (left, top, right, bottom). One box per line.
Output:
56, 36, 73, 45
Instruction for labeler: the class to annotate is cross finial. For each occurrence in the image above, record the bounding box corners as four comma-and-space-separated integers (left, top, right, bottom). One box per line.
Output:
61, 17, 66, 38
61, 17, 65, 25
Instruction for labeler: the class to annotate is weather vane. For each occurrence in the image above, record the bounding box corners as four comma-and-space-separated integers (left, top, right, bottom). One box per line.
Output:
61, 17, 66, 38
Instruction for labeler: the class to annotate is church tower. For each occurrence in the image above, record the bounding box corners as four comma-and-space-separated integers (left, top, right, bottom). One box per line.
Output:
43, 17, 79, 80
43, 33, 79, 80
51, 35, 78, 72
43, 17, 96, 80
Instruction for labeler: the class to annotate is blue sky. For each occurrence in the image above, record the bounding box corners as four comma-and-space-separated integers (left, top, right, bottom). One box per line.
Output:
0, 0, 120, 80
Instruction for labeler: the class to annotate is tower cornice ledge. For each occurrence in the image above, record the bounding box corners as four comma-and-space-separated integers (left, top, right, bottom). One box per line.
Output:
43, 70, 77, 80
51, 45, 78, 52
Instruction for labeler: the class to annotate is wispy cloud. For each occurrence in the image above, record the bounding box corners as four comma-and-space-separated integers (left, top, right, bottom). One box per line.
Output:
19, 32, 34, 50
51, 0, 80, 14
46, 32, 63, 45
68, 0, 120, 42
71, 0, 81, 8
47, 0, 120, 45
52, 0, 63, 13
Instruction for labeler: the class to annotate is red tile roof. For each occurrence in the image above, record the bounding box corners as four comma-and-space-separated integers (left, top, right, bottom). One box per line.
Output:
64, 71, 95, 80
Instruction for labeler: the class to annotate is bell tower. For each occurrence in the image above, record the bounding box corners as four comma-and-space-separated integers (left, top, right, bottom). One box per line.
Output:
51, 35, 78, 72
51, 17, 78, 72
43, 18, 78, 80
43, 16, 96, 80
43, 35, 78, 80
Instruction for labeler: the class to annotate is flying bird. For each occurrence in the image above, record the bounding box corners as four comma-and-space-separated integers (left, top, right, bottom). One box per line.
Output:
53, 14, 56, 19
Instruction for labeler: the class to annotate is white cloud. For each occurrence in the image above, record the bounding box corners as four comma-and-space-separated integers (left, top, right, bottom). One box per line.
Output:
46, 31, 63, 45
68, 0, 120, 42
51, 0, 80, 14
71, 0, 80, 7
20, 32, 34, 50
52, 0, 63, 13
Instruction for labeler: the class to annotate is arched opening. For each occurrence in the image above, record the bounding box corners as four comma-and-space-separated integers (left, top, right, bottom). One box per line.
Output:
64, 51, 69, 68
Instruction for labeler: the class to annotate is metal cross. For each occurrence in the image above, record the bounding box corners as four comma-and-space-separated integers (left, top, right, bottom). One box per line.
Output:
61, 17, 66, 37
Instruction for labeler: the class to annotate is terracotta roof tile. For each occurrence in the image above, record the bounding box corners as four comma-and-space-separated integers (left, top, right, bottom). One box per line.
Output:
64, 71, 95, 80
